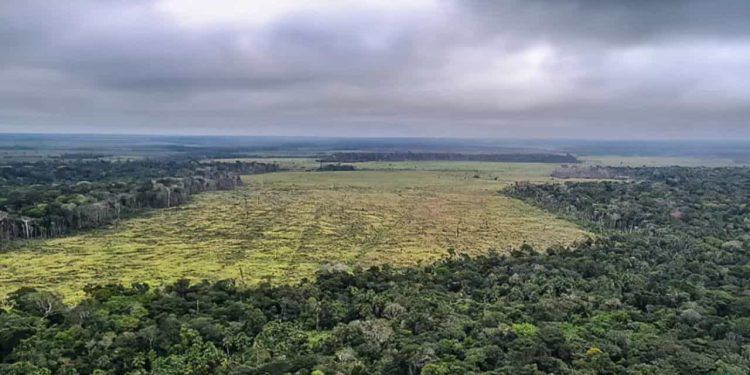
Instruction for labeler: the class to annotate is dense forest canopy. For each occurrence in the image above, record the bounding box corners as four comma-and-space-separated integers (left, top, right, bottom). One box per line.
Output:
2, 166, 749, 374
0, 160, 278, 242
509, 166, 750, 237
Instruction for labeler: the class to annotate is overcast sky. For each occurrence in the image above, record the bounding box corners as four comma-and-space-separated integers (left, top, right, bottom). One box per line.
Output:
1, 0, 749, 139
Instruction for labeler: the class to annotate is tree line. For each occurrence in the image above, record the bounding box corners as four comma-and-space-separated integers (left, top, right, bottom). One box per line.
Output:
550, 165, 630, 180
1, 166, 749, 374
318, 152, 580, 164
508, 166, 750, 236
0, 160, 278, 243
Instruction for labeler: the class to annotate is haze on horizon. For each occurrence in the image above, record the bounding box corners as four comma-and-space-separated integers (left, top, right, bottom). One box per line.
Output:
1, 0, 749, 140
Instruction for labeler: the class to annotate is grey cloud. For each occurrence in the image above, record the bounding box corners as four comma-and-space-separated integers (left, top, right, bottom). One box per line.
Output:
0, 0, 749, 139
465, 0, 750, 45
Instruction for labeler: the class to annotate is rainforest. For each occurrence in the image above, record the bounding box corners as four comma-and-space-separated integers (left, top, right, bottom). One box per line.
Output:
3, 0, 750, 373
1, 136, 749, 374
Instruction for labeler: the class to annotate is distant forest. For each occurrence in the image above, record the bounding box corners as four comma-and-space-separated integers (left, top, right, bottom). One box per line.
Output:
4, 134, 750, 161
0, 160, 278, 242
2, 166, 749, 374
318, 152, 579, 164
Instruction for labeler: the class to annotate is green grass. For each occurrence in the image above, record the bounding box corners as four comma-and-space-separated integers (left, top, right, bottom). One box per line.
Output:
580, 156, 747, 167
220, 156, 750, 169
1, 166, 589, 302
215, 157, 565, 178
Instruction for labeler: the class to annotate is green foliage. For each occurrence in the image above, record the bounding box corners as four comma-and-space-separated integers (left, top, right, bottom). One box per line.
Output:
0, 166, 748, 374
0, 159, 277, 242
512, 323, 538, 337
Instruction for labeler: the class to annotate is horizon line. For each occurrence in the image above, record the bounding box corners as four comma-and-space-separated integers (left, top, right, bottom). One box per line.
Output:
2, 131, 749, 143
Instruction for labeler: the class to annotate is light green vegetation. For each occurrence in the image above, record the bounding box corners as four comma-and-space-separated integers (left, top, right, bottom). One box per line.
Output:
580, 156, 747, 167
352, 161, 562, 179
1, 166, 589, 302
214, 157, 565, 178
221, 156, 750, 169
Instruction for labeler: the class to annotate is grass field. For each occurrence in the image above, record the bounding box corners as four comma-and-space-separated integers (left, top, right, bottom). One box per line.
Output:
579, 156, 748, 167
1, 166, 589, 302
215, 157, 565, 176
220, 156, 749, 169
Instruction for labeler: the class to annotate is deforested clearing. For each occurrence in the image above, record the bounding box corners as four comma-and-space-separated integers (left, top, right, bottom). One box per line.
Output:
1, 167, 588, 301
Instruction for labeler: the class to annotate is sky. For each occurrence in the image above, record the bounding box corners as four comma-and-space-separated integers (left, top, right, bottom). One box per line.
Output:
1, 0, 749, 139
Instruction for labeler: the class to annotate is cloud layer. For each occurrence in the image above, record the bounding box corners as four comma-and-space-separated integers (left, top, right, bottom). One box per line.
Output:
1, 0, 749, 139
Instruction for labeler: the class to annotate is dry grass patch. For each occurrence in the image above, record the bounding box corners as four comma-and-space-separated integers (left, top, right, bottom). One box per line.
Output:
1, 168, 588, 302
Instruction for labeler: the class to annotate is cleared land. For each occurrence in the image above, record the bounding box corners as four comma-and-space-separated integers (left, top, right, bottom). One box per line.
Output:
220, 156, 750, 169
1, 166, 588, 302
215, 157, 565, 175
580, 156, 748, 167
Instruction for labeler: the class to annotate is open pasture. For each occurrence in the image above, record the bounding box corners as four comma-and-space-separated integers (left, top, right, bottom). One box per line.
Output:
220, 156, 750, 170
215, 157, 565, 177
1, 166, 588, 302
579, 156, 748, 167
